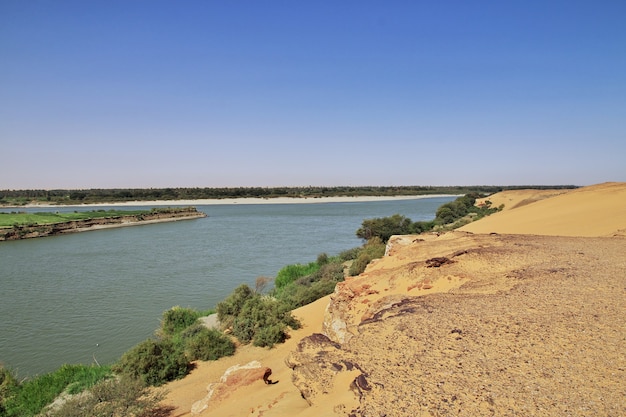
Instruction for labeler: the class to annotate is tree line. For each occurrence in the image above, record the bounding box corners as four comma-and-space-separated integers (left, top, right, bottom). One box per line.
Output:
0, 185, 576, 205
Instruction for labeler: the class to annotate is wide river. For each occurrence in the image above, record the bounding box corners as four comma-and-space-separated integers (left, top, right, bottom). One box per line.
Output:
0, 196, 454, 377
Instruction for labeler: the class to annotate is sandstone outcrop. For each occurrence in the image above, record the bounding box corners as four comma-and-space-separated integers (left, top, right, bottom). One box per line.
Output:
191, 361, 270, 414
298, 231, 626, 416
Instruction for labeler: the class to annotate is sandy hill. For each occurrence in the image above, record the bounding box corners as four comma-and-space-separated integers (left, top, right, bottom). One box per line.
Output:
460, 182, 626, 237
162, 183, 626, 417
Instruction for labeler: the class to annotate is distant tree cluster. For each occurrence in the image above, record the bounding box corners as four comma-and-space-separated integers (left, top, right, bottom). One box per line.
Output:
0, 185, 577, 206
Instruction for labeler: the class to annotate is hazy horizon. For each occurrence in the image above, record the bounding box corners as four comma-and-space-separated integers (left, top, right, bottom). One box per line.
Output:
2, 1, 625, 189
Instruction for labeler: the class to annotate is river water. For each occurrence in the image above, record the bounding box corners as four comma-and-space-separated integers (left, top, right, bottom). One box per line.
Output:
0, 197, 453, 377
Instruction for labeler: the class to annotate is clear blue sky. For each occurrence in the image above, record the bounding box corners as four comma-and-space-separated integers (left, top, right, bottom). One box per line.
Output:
1, 1, 625, 189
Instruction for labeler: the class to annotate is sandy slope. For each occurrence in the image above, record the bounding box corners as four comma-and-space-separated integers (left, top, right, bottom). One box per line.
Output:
162, 182, 626, 416
161, 298, 328, 416
460, 182, 626, 237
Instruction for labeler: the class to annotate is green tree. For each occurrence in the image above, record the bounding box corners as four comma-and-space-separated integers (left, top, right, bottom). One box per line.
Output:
356, 214, 412, 242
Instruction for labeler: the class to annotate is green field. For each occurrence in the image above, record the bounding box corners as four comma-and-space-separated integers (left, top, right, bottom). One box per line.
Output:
0, 209, 151, 228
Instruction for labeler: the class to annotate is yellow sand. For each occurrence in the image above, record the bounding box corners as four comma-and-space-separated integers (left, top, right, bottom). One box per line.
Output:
460, 182, 626, 237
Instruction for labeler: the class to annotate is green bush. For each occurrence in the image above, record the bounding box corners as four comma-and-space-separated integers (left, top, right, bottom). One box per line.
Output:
277, 262, 345, 309
216, 284, 254, 329
278, 278, 339, 310
1, 364, 111, 417
355, 194, 500, 242
42, 376, 166, 417
231, 295, 300, 347
160, 306, 200, 336
253, 324, 287, 347
338, 247, 361, 261
303, 262, 344, 284
182, 325, 236, 361
356, 214, 412, 243
274, 262, 320, 290
349, 237, 386, 276
410, 220, 435, 234
113, 339, 189, 386
0, 366, 18, 417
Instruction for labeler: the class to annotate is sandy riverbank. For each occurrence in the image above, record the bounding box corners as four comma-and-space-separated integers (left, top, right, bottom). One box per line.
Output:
160, 182, 626, 416
0, 208, 206, 241
12, 194, 459, 209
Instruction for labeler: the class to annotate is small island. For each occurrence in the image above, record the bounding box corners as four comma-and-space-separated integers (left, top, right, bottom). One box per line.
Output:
0, 207, 207, 241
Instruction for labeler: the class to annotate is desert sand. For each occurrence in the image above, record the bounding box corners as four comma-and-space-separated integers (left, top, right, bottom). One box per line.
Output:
161, 182, 626, 416
460, 182, 626, 237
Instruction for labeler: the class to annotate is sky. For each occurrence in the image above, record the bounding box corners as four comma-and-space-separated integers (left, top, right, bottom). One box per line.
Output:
1, 1, 625, 189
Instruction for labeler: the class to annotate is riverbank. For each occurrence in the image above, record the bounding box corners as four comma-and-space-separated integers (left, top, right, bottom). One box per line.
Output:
8, 194, 459, 209
161, 182, 626, 416
0, 207, 206, 241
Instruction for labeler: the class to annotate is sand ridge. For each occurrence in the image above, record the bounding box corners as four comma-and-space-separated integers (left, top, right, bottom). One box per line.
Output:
460, 182, 626, 237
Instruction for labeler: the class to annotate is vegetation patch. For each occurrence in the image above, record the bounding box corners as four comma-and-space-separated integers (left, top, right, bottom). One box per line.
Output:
356, 193, 502, 243
0, 210, 150, 228
160, 306, 201, 336
274, 262, 321, 290
113, 339, 189, 387
217, 285, 301, 347
0, 364, 112, 417
40, 376, 169, 417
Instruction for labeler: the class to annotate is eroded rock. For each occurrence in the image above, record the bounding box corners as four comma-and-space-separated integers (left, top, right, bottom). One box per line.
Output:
191, 361, 268, 414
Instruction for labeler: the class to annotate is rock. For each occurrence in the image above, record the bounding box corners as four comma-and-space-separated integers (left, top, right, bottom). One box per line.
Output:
286, 333, 361, 406
191, 361, 268, 414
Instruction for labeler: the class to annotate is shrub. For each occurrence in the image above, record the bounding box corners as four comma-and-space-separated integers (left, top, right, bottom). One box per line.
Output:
42, 376, 167, 417
277, 262, 345, 309
410, 220, 435, 234
279, 278, 340, 310
349, 237, 386, 276
231, 296, 300, 347
160, 306, 200, 336
0, 366, 18, 416
316, 252, 329, 265
113, 339, 189, 386
253, 324, 287, 347
1, 364, 111, 417
356, 214, 412, 243
182, 325, 236, 361
274, 262, 320, 290
338, 247, 361, 261
354, 194, 498, 242
216, 284, 254, 329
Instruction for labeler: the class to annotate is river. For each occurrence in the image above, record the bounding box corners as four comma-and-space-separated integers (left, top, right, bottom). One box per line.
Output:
0, 196, 454, 377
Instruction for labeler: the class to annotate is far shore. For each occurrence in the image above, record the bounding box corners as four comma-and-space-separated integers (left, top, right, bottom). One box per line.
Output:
8, 194, 460, 209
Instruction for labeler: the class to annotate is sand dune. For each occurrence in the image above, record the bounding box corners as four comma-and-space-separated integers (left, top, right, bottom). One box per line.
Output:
460, 182, 626, 237
162, 182, 626, 416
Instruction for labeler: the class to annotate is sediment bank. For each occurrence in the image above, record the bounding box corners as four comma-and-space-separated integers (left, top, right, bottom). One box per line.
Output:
0, 207, 207, 241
